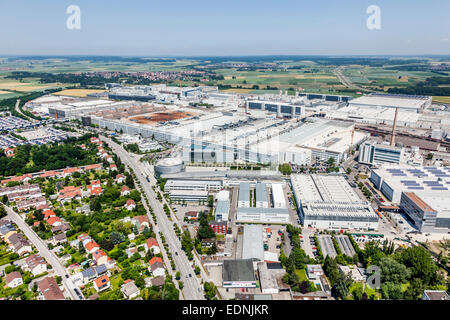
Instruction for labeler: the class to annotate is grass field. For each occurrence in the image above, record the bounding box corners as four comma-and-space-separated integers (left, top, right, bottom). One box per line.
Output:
222, 88, 254, 93
52, 89, 106, 97
432, 96, 450, 104
0, 78, 61, 92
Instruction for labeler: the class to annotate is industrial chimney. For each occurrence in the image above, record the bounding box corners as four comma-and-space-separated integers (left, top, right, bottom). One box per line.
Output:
390, 107, 399, 147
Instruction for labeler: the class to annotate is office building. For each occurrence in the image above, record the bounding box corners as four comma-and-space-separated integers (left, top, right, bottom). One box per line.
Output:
236, 207, 290, 224
255, 183, 268, 208
370, 166, 450, 203
271, 183, 286, 209
358, 142, 404, 166
168, 190, 208, 202
291, 174, 379, 230
400, 191, 450, 233
238, 182, 250, 208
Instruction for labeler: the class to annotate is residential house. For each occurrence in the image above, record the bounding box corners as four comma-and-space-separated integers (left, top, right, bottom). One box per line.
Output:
85, 241, 101, 254
149, 257, 165, 277
151, 276, 165, 287
63, 167, 81, 177
90, 180, 101, 188
121, 186, 130, 196
40, 171, 59, 179
92, 249, 109, 266
51, 233, 67, 245
87, 185, 103, 196
93, 275, 111, 292
0, 223, 16, 242
5, 271, 23, 288
125, 199, 136, 211
109, 164, 117, 172
43, 210, 57, 220
4, 147, 15, 158
84, 164, 102, 172
15, 197, 47, 211
145, 238, 160, 255
121, 280, 140, 299
58, 186, 82, 203
38, 277, 65, 300
116, 174, 126, 184
79, 264, 108, 285
25, 254, 47, 276
8, 233, 32, 256
51, 223, 71, 234
1, 174, 32, 185
131, 215, 149, 233
105, 155, 113, 163
47, 216, 62, 228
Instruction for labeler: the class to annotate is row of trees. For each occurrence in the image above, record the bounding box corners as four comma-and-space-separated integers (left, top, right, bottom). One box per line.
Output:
0, 133, 98, 177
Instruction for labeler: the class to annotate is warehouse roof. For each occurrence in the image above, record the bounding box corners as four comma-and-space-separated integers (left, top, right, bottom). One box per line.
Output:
223, 259, 256, 282
215, 200, 230, 215
238, 182, 250, 202
242, 225, 264, 261
255, 183, 268, 203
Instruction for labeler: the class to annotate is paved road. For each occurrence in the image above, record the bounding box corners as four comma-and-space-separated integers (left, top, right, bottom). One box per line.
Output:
100, 136, 205, 300
333, 66, 367, 92
137, 159, 209, 282
5, 206, 82, 300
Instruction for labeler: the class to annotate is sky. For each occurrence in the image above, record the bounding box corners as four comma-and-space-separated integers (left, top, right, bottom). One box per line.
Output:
0, 0, 449, 56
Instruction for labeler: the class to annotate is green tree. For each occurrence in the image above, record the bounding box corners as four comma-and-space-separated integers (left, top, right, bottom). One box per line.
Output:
397, 246, 438, 285
378, 256, 410, 284
333, 272, 353, 300
381, 282, 403, 300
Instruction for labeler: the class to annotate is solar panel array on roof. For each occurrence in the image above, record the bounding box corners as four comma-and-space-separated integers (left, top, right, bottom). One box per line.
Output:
392, 173, 407, 176
431, 187, 448, 190
407, 186, 424, 190
401, 180, 418, 184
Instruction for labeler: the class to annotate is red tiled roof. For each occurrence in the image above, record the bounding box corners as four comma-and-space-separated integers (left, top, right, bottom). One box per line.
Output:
47, 216, 61, 226
85, 241, 100, 251
63, 167, 81, 174
40, 171, 58, 178
43, 210, 56, 219
84, 164, 102, 171
92, 249, 107, 261
149, 257, 163, 266
146, 238, 159, 249
94, 275, 110, 288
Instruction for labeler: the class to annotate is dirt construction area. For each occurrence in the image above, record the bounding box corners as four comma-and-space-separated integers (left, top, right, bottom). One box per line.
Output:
129, 110, 197, 125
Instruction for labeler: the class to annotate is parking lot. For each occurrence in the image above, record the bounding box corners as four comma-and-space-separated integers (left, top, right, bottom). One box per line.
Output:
301, 228, 316, 258
318, 235, 337, 258
171, 203, 209, 222
334, 235, 356, 256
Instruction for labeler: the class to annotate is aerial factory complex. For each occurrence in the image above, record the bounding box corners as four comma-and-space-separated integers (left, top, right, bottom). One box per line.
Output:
0, 55, 449, 303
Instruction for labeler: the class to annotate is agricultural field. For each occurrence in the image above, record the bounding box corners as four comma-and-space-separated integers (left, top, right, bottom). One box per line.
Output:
0, 56, 448, 97
0, 77, 61, 93
52, 89, 106, 97
432, 96, 450, 104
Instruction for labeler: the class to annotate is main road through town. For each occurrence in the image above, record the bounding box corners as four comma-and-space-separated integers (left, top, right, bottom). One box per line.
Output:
100, 135, 205, 300
5, 206, 83, 300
